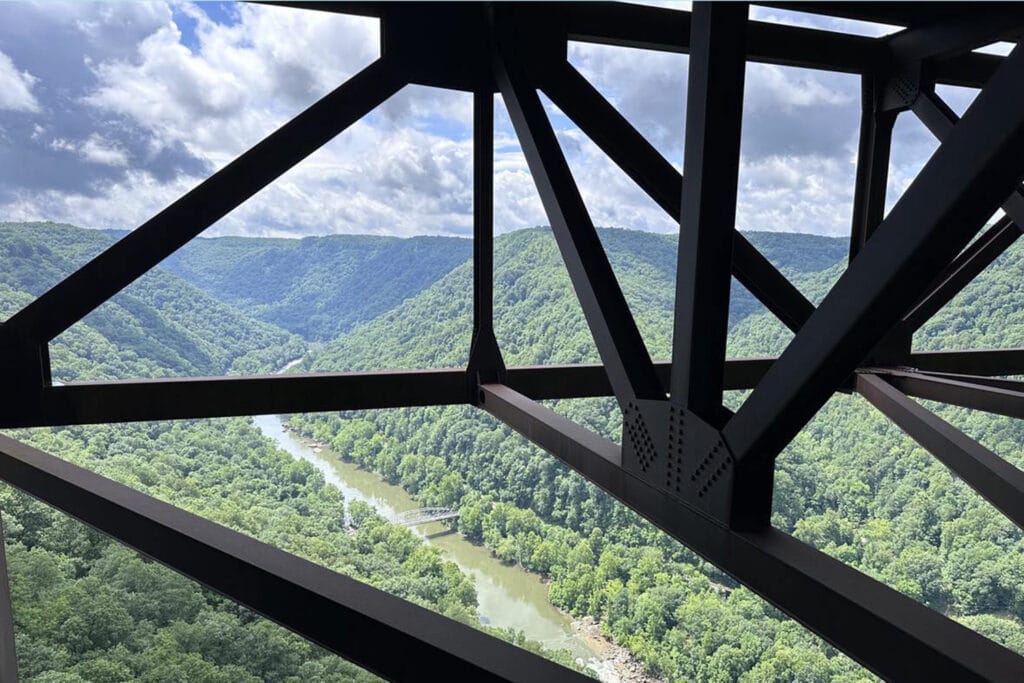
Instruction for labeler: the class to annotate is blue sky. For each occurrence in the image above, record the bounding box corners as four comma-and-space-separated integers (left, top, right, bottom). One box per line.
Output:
0, 2, 997, 239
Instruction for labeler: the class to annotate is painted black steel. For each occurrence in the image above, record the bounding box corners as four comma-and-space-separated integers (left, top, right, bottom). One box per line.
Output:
849, 71, 896, 260
494, 14, 663, 405
886, 7, 1024, 62
725, 40, 1024, 471
858, 373, 1024, 531
671, 3, 748, 422
0, 360, 776, 429
540, 61, 814, 333
478, 383, 1024, 683
902, 216, 1022, 333
11, 370, 469, 428
1, 3, 1024, 680
0, 435, 587, 682
880, 369, 1024, 421
910, 348, 1024, 376
467, 89, 505, 390
0, 514, 17, 682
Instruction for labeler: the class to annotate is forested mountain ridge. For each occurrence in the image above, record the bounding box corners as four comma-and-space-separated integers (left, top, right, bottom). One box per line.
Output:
0, 222, 306, 379
3, 221, 1021, 681
0, 223, 580, 681
304, 227, 845, 371
160, 232, 473, 341
292, 227, 1024, 680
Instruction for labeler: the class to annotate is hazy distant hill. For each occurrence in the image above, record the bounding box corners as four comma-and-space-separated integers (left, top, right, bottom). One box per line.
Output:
161, 233, 473, 341
306, 227, 847, 371
0, 222, 305, 379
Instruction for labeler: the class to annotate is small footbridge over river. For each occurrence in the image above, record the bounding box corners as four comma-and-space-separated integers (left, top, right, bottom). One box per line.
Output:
392, 507, 460, 527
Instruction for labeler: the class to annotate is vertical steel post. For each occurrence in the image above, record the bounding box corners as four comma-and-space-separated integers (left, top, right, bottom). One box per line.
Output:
849, 72, 897, 261
0, 513, 18, 682
671, 2, 749, 425
468, 89, 505, 391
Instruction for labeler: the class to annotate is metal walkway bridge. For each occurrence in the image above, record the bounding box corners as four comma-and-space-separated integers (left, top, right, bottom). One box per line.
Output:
392, 507, 460, 527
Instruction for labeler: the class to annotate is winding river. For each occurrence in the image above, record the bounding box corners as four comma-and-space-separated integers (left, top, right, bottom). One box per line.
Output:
251, 411, 614, 677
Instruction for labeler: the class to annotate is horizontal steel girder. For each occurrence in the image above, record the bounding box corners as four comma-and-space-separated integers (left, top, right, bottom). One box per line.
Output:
879, 369, 1024, 420
0, 359, 776, 428
858, 373, 1024, 531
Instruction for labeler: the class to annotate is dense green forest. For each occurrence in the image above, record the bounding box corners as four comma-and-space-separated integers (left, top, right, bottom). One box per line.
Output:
160, 232, 473, 341
289, 226, 1024, 680
0, 223, 575, 681
0, 223, 307, 378
1, 221, 1022, 681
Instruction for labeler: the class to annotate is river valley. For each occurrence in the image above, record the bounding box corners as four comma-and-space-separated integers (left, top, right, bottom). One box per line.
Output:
250, 411, 648, 681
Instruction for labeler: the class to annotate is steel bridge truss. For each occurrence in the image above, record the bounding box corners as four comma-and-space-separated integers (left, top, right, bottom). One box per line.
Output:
1, 2, 1024, 681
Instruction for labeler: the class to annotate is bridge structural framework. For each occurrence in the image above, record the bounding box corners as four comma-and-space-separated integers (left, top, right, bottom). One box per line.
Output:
1, 2, 1024, 681
392, 507, 461, 527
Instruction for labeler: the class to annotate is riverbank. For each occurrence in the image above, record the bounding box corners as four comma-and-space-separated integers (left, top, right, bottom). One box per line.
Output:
268, 418, 658, 681
573, 617, 667, 683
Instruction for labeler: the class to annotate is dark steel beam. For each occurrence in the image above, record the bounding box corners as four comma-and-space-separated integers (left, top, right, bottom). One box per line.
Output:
565, 2, 1001, 87
858, 373, 1024, 530
540, 61, 814, 333
910, 348, 1024, 376
494, 20, 663, 404
880, 369, 1024, 420
672, 2, 748, 422
0, 435, 586, 682
467, 90, 505, 389
478, 383, 1024, 683
913, 89, 1024, 226
563, 2, 877, 74
724, 43, 1024, 473
0, 58, 404, 346
904, 90, 1024, 334
0, 360, 777, 428
932, 52, 1004, 90
505, 357, 775, 401
760, 2, 1023, 38
849, 72, 897, 260
0, 514, 17, 683
886, 8, 1024, 62
12, 371, 469, 428
913, 371, 1024, 393
256, 1, 386, 18
903, 216, 1022, 332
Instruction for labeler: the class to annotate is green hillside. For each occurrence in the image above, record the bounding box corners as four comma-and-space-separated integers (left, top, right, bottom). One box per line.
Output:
0, 222, 306, 379
160, 233, 473, 341
0, 224, 579, 681
3, 221, 1021, 681
303, 227, 845, 371
292, 227, 1024, 680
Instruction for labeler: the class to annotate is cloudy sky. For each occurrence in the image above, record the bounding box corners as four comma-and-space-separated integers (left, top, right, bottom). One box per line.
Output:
0, 2, 995, 239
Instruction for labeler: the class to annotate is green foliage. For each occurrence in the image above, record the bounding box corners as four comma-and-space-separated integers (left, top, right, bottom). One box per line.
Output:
0, 222, 306, 380
290, 227, 1024, 680
4, 221, 1022, 681
160, 232, 473, 341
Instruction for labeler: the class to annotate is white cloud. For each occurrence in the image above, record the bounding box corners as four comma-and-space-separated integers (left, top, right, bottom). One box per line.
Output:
0, 2, 975, 241
0, 50, 40, 112
51, 134, 129, 167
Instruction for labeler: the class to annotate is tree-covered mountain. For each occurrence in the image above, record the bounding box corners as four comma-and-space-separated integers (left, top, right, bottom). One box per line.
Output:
0, 223, 578, 681
160, 233, 473, 341
291, 227, 1024, 680
156, 226, 842, 344
3, 221, 1021, 681
299, 227, 844, 371
0, 222, 306, 379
